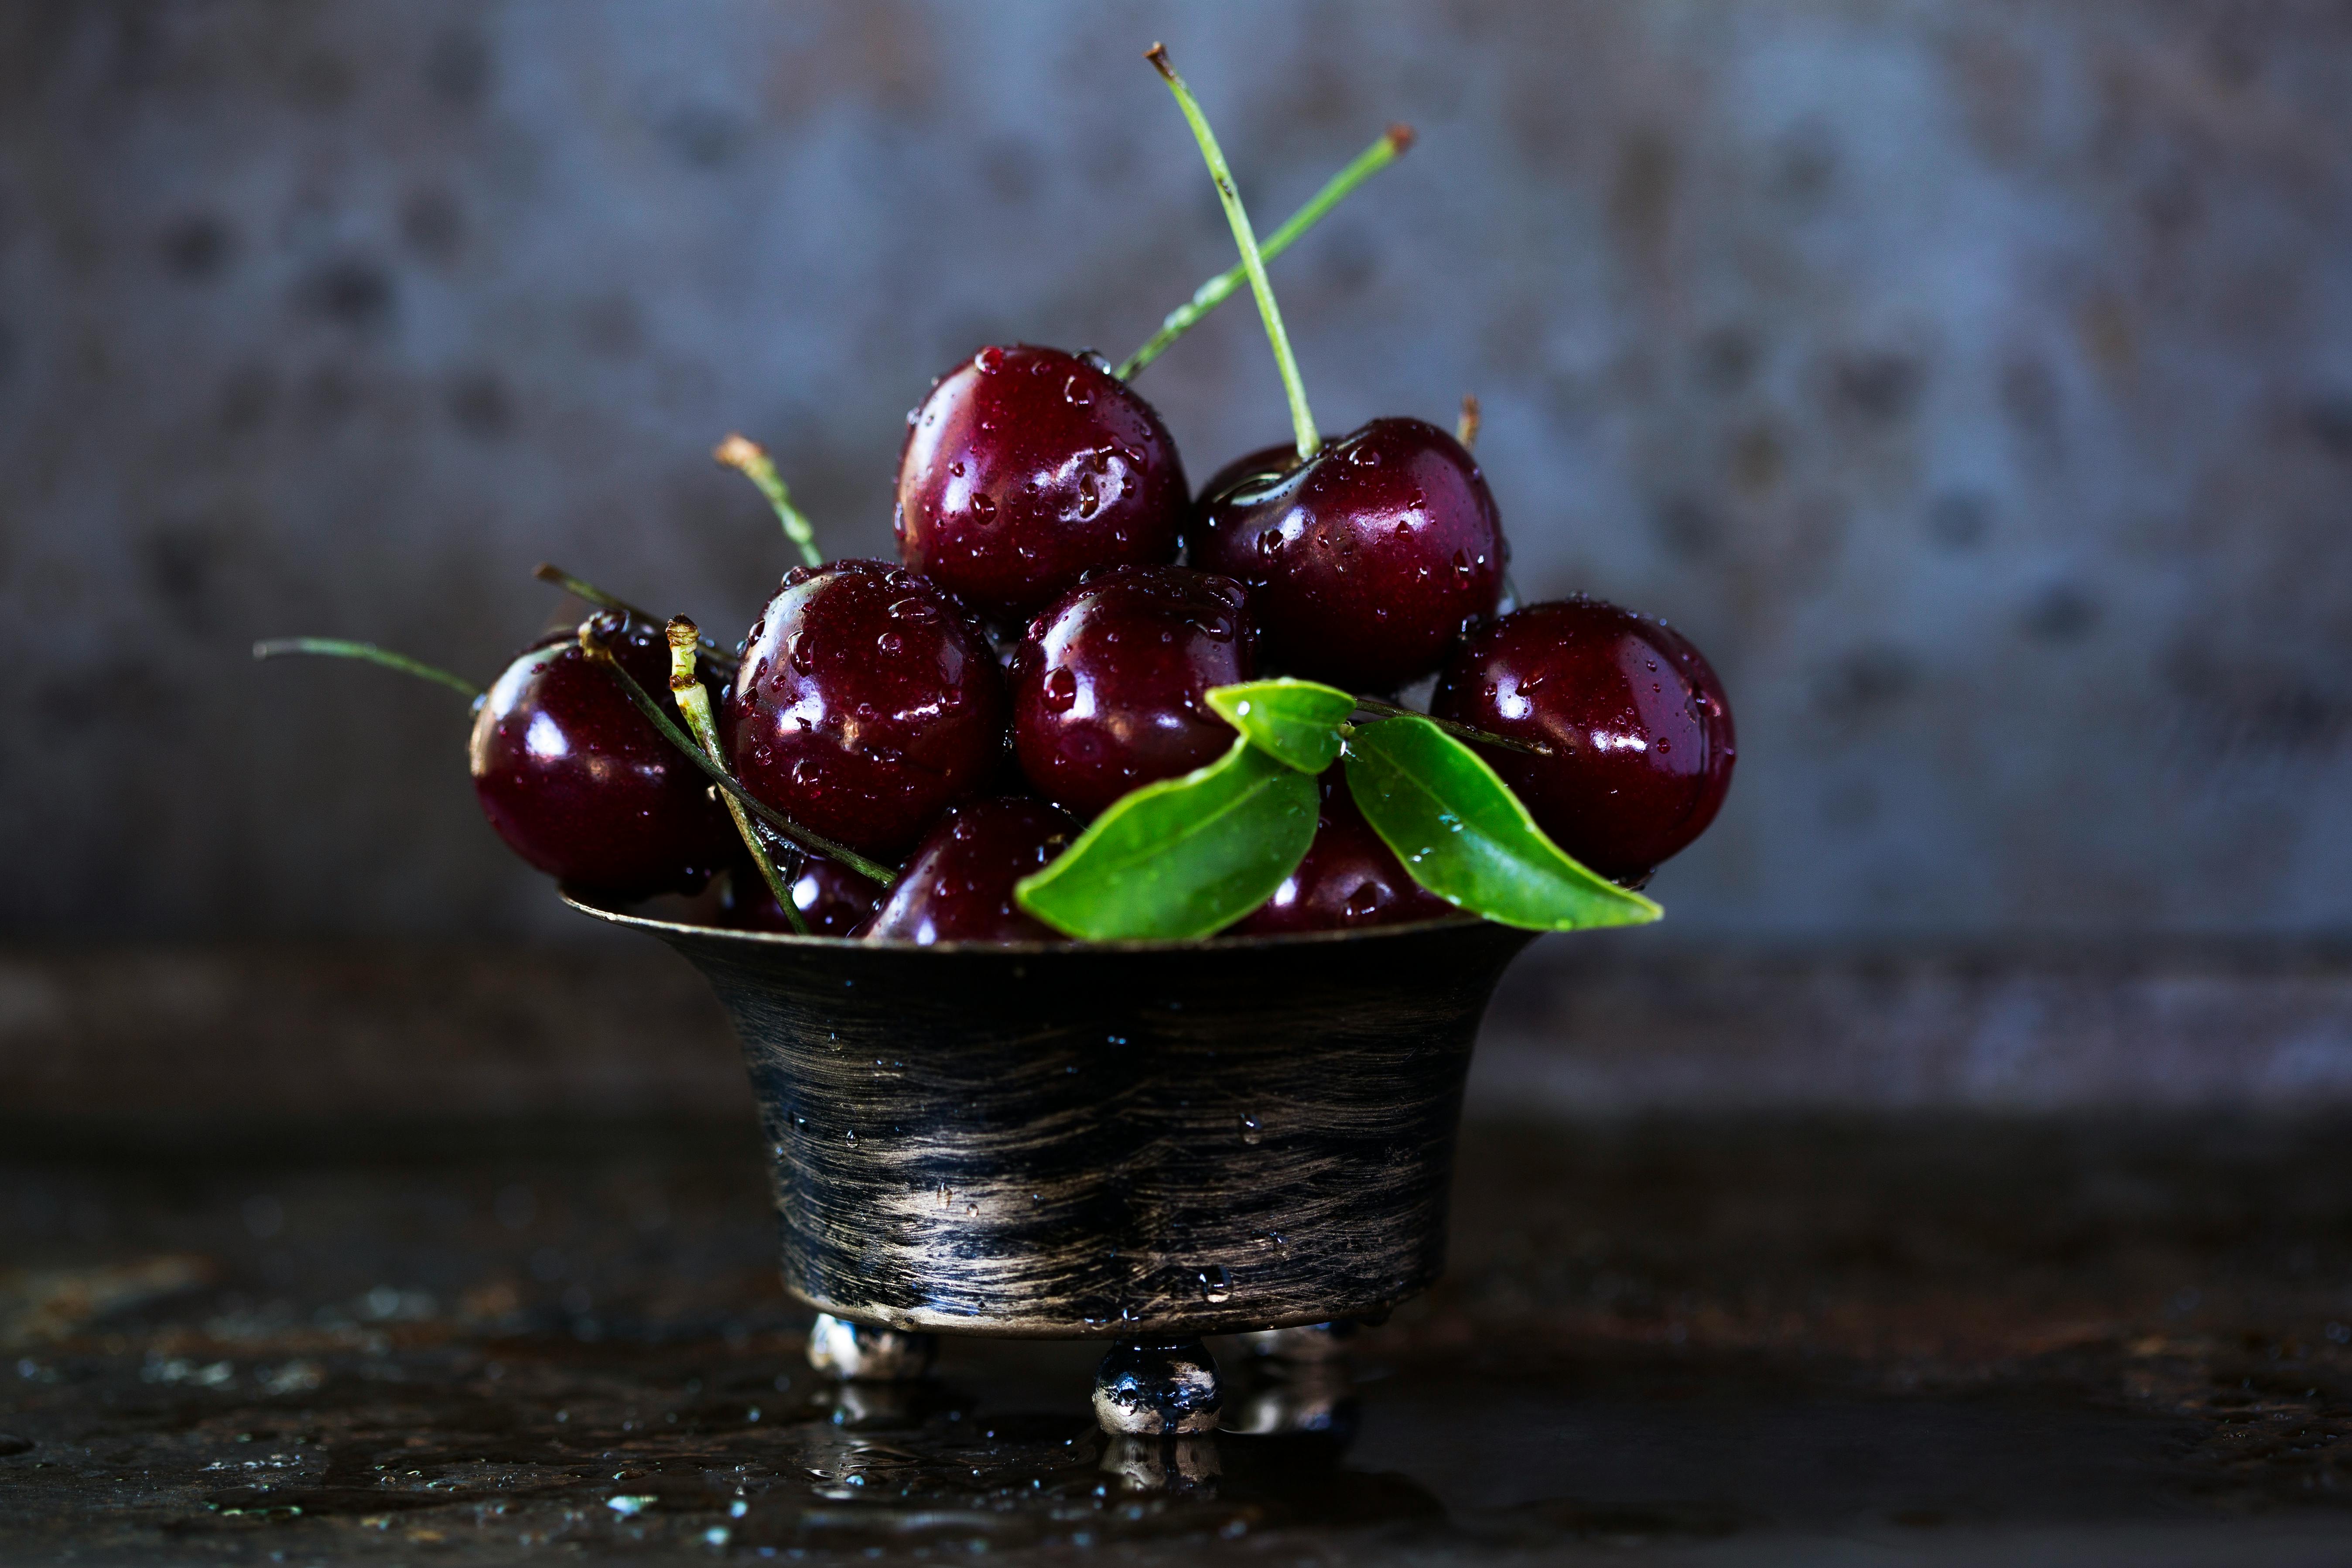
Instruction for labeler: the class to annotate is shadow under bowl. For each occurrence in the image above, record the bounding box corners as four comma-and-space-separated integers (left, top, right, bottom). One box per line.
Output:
564, 889, 1535, 1339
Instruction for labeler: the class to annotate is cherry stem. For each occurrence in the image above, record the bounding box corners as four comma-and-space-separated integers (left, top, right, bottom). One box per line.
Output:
714, 434, 824, 570
1456, 393, 1480, 452
252, 638, 482, 700
533, 563, 655, 622
1352, 695, 1553, 757
668, 618, 809, 935
1116, 124, 1412, 382
1147, 44, 1320, 463
535, 563, 722, 659
577, 623, 897, 887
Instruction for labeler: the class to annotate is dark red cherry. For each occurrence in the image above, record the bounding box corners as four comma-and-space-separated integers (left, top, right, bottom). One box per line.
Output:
719, 858, 880, 937
896, 344, 1189, 620
1236, 770, 1451, 935
1007, 564, 1254, 817
468, 614, 738, 897
1431, 597, 1735, 881
1188, 417, 1504, 691
857, 796, 1082, 944
728, 560, 1007, 857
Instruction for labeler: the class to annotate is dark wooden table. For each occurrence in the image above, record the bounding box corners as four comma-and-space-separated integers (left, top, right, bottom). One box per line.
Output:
5, 1113, 2351, 1565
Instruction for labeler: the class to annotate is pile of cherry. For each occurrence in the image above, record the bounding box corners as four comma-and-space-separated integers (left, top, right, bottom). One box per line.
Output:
262, 48, 1733, 946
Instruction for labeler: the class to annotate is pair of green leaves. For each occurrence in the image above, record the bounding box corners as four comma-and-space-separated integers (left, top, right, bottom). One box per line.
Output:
1012, 678, 1661, 941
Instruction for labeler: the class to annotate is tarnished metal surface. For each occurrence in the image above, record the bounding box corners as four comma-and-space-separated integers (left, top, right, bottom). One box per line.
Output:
3, 2, 2349, 946
601, 900, 1533, 1335
4, 1114, 2350, 1563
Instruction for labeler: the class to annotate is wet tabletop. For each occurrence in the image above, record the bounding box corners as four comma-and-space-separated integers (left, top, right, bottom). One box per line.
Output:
4, 1114, 2351, 1565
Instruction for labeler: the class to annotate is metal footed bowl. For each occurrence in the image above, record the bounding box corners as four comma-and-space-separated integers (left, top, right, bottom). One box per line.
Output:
564, 890, 1535, 1339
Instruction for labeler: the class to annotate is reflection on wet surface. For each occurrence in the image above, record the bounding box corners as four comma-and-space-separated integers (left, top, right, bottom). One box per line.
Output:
4, 1115, 2351, 1563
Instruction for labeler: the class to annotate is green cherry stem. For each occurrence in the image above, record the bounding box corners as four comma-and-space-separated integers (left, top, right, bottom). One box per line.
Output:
714, 434, 824, 570
1351, 695, 1554, 757
252, 638, 482, 700
534, 563, 724, 660
668, 617, 808, 935
532, 562, 657, 623
1455, 393, 1480, 452
576, 623, 896, 887
1116, 123, 1412, 382
1146, 43, 1320, 463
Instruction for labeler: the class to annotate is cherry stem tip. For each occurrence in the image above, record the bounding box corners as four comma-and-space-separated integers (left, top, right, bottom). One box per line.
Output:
714, 435, 824, 570
1147, 43, 1321, 462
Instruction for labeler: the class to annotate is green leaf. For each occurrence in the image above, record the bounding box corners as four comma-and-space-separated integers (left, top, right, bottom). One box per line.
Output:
1206, 678, 1355, 773
1345, 716, 1662, 932
1015, 737, 1319, 940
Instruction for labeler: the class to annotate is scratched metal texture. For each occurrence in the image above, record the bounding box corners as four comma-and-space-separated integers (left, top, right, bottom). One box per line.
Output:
605, 901, 1534, 1336
3, 1, 2349, 945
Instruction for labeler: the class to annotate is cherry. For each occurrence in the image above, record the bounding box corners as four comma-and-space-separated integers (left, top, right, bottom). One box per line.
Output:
468, 613, 738, 897
720, 858, 879, 937
896, 344, 1189, 621
1007, 564, 1255, 817
857, 796, 1083, 944
728, 560, 1007, 857
1235, 769, 1451, 935
1430, 596, 1735, 882
1189, 417, 1504, 692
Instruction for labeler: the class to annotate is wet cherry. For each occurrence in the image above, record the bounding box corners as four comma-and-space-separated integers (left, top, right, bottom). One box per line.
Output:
1007, 564, 1255, 817
728, 560, 1007, 857
896, 344, 1189, 621
1431, 597, 1735, 882
1189, 418, 1504, 692
468, 614, 738, 897
858, 796, 1083, 943
720, 857, 880, 937
1236, 769, 1451, 935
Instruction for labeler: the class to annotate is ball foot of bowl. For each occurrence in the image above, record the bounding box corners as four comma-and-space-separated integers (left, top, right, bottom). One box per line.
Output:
806, 1312, 938, 1382
1094, 1338, 1222, 1434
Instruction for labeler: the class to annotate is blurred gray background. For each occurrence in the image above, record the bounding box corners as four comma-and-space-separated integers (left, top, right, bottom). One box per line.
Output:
4, 0, 2351, 950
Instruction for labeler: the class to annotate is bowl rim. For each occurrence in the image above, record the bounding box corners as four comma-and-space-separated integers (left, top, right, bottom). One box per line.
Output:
559, 884, 1501, 957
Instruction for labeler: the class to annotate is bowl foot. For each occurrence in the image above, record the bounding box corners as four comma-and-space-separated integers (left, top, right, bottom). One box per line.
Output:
1093, 1338, 1222, 1435
805, 1312, 937, 1382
